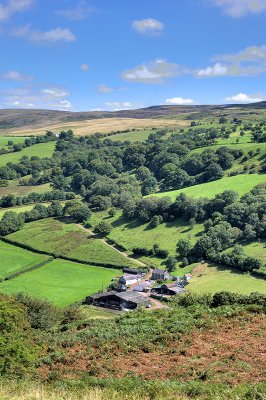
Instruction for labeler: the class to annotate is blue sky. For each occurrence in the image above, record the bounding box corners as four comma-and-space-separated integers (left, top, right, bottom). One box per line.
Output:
0, 0, 266, 111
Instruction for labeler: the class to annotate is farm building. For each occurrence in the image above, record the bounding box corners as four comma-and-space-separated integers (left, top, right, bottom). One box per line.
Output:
119, 273, 142, 286
152, 283, 185, 296
133, 281, 152, 292
151, 269, 170, 281
123, 268, 142, 275
85, 290, 150, 310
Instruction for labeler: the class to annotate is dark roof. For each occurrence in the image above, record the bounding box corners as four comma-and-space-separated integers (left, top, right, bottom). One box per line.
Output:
88, 290, 148, 305
117, 291, 148, 304
153, 269, 169, 274
123, 268, 142, 275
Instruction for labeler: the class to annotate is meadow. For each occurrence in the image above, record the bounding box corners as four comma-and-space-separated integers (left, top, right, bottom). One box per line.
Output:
152, 173, 266, 201
0, 180, 51, 197
0, 204, 50, 220
0, 240, 50, 279
89, 211, 204, 267
0, 141, 55, 166
0, 259, 119, 306
0, 136, 31, 148
188, 263, 266, 295
7, 217, 139, 268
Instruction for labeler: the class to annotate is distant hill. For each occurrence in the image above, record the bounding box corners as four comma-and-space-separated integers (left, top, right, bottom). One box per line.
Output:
0, 101, 265, 131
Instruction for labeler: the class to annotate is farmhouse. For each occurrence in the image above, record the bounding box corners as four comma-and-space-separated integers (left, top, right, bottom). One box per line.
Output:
151, 269, 170, 281
85, 290, 150, 310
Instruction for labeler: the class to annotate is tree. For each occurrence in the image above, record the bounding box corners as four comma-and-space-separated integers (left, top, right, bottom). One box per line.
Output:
94, 221, 112, 236
63, 201, 91, 222
165, 256, 177, 273
108, 208, 116, 217
149, 215, 160, 229
177, 238, 192, 257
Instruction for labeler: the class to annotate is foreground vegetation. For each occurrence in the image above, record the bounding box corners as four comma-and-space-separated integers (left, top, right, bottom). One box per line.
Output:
0, 291, 266, 399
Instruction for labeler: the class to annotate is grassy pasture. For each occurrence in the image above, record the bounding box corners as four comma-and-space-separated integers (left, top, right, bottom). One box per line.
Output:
152, 174, 266, 201
8, 118, 188, 136
106, 129, 154, 142
0, 240, 50, 279
0, 259, 119, 306
0, 203, 50, 220
7, 217, 139, 268
0, 136, 31, 148
89, 211, 204, 267
0, 141, 55, 166
0, 180, 51, 197
189, 264, 266, 295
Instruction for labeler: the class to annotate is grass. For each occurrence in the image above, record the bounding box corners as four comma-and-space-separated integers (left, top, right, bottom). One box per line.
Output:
107, 129, 154, 142
242, 240, 266, 266
0, 259, 119, 306
152, 174, 266, 201
89, 211, 204, 267
0, 136, 31, 148
0, 204, 50, 220
188, 263, 266, 295
0, 179, 52, 197
7, 217, 139, 268
0, 240, 50, 279
0, 141, 55, 166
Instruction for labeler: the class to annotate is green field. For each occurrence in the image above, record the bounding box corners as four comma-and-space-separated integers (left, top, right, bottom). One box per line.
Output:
0, 259, 119, 306
106, 129, 154, 142
0, 179, 52, 197
0, 204, 50, 220
0, 136, 31, 148
89, 211, 204, 267
0, 240, 50, 279
189, 264, 266, 295
7, 217, 139, 268
0, 141, 55, 166
152, 174, 266, 201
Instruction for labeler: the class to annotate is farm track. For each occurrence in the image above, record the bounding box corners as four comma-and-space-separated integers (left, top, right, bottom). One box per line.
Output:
77, 224, 147, 268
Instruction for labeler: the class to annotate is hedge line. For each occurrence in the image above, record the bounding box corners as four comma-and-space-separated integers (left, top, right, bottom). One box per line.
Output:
4, 256, 54, 280
0, 237, 128, 270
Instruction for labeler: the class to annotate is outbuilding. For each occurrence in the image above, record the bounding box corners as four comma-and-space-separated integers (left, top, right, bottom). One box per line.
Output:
85, 290, 149, 310
151, 269, 170, 281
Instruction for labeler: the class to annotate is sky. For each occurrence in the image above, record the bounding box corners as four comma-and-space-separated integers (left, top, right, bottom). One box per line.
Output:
0, 0, 266, 111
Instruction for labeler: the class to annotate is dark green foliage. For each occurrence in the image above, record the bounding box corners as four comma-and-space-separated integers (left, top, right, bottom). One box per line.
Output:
94, 221, 112, 236
165, 256, 177, 272
177, 238, 192, 257
0, 293, 38, 377
63, 200, 91, 222
15, 293, 62, 330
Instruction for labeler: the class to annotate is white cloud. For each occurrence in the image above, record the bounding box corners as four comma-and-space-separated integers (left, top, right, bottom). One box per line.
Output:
12, 25, 76, 43
80, 63, 89, 71
196, 62, 228, 77
52, 99, 72, 110
106, 101, 135, 111
122, 59, 187, 84
0, 84, 73, 110
57, 1, 96, 20
41, 88, 69, 98
165, 97, 195, 105
0, 70, 33, 81
208, 0, 266, 17
225, 92, 265, 102
0, 0, 34, 21
132, 18, 164, 35
98, 84, 113, 93
214, 45, 266, 63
